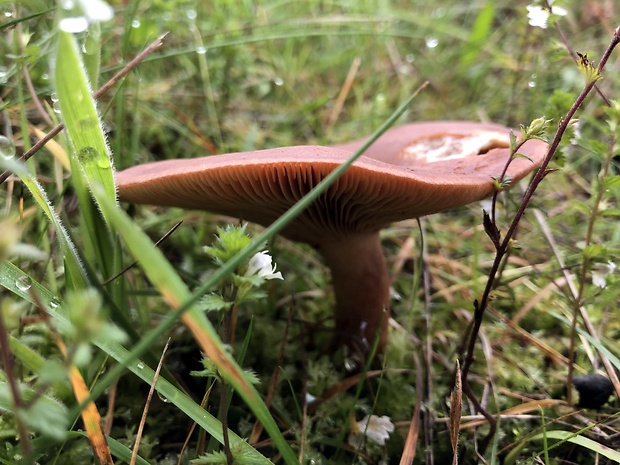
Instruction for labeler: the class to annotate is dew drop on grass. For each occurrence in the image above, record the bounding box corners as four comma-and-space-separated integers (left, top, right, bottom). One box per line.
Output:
16, 276, 32, 291
1, 6, 13, 18
344, 357, 358, 372
196, 46, 206, 55
131, 19, 140, 28
186, 8, 197, 20
425, 36, 439, 48
157, 391, 171, 403
96, 155, 110, 168
78, 146, 98, 163
0, 135, 16, 159
274, 77, 284, 86
50, 297, 60, 309
136, 362, 145, 370
0, 66, 8, 84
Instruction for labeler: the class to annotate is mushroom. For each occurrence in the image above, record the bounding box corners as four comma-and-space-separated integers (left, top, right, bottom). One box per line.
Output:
116, 121, 547, 353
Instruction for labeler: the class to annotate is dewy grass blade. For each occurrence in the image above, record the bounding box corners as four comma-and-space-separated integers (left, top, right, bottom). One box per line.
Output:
0, 158, 87, 290
55, 31, 116, 211
91, 185, 293, 464
0, 261, 273, 465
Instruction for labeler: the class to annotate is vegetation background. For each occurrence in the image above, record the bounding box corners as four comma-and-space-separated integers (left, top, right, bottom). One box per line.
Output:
0, 0, 619, 464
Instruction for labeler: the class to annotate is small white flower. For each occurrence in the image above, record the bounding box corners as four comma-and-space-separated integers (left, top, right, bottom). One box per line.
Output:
348, 414, 395, 447
77, 0, 114, 22
592, 261, 616, 288
526, 2, 567, 29
245, 251, 283, 280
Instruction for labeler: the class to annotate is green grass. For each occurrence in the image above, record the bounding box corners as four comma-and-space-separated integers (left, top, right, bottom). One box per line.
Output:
1, 1, 620, 463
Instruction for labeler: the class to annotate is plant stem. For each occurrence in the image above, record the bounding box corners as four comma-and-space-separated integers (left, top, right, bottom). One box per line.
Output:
459, 25, 620, 452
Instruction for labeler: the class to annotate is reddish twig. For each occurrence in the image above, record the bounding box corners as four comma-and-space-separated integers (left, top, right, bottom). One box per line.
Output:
0, 32, 169, 185
459, 26, 620, 453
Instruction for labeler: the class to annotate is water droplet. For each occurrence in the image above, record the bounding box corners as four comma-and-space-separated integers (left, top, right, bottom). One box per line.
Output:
425, 36, 439, 48
343, 357, 357, 372
528, 73, 537, 88
0, 66, 8, 84
2, 7, 13, 18
375, 93, 385, 102
131, 19, 140, 28
405, 53, 415, 63
0, 135, 16, 159
50, 297, 60, 308
41, 73, 49, 81
274, 77, 283, 86
50, 92, 59, 103
136, 362, 144, 369
16, 276, 32, 291
157, 391, 171, 403
59, 16, 88, 33
78, 146, 98, 163
186, 8, 197, 20
398, 64, 409, 75
195, 46, 206, 55
96, 154, 110, 168
53, 101, 62, 114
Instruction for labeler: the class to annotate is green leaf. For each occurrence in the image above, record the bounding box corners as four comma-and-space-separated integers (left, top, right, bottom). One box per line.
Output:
202, 293, 234, 312
459, 1, 495, 68
54, 31, 116, 216
0, 381, 69, 441
0, 261, 274, 465
532, 430, 620, 462
601, 175, 620, 191
582, 243, 604, 259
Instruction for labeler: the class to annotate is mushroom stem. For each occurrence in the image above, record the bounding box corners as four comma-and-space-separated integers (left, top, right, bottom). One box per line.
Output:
319, 232, 390, 353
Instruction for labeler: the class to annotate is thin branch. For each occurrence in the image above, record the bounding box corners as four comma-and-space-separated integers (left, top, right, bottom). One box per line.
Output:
0, 32, 169, 185
459, 25, 620, 453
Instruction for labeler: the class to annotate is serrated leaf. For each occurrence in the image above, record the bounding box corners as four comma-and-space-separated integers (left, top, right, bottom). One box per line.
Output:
582, 244, 604, 259
601, 175, 620, 191
202, 293, 234, 312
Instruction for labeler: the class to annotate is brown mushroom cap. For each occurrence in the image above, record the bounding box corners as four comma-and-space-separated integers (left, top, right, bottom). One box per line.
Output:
116, 121, 548, 353
116, 122, 546, 246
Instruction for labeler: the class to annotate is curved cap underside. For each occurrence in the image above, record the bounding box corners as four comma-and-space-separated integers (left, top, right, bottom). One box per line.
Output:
117, 123, 547, 245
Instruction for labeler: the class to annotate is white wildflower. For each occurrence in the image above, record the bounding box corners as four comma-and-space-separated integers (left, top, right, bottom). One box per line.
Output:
76, 0, 114, 22
245, 251, 283, 280
526, 2, 567, 29
348, 414, 395, 447
592, 261, 616, 288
